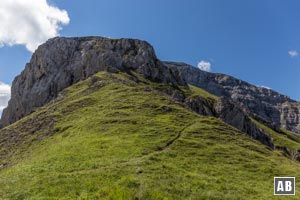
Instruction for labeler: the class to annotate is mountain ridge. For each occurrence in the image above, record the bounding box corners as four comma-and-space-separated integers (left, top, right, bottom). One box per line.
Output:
0, 36, 299, 134
165, 61, 300, 133
0, 36, 185, 127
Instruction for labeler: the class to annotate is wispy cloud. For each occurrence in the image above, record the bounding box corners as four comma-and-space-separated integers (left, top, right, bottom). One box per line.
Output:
288, 50, 298, 58
0, 0, 70, 52
197, 60, 212, 72
0, 82, 10, 116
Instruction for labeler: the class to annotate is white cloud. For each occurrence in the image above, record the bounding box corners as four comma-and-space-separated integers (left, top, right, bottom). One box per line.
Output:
0, 82, 11, 116
197, 60, 212, 72
0, 0, 70, 52
288, 50, 298, 58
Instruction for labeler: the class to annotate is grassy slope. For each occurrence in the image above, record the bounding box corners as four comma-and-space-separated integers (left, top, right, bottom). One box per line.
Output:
1, 72, 300, 199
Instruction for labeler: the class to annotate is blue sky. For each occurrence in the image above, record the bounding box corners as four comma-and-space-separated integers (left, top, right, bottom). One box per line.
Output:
0, 0, 299, 112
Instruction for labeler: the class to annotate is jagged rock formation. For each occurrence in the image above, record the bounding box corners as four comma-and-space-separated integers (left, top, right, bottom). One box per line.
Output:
165, 62, 300, 133
0, 37, 185, 127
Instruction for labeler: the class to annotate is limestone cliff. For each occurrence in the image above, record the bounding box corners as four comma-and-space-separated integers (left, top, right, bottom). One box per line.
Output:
0, 37, 185, 126
165, 62, 300, 133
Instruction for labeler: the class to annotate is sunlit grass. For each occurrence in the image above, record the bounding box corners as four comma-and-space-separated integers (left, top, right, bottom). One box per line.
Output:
1, 72, 300, 199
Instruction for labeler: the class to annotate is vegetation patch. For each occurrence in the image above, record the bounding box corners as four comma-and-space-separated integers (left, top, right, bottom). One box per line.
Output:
1, 72, 300, 199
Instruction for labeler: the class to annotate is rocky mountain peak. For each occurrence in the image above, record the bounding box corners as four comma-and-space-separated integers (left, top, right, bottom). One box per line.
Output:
1, 36, 299, 135
0, 36, 185, 127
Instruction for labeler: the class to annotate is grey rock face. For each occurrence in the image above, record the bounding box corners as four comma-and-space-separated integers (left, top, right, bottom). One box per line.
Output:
165, 62, 300, 133
214, 97, 273, 148
280, 102, 300, 133
184, 96, 274, 148
184, 96, 215, 116
0, 37, 185, 127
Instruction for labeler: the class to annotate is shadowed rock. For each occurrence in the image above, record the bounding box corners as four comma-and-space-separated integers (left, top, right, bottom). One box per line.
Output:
214, 97, 274, 148
184, 95, 274, 148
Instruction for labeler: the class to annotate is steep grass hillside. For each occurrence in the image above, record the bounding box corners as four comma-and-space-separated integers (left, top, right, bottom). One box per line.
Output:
1, 71, 300, 199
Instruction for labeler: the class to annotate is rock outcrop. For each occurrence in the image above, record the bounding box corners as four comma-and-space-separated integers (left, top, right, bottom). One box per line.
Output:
184, 95, 274, 148
0, 37, 185, 127
214, 97, 273, 148
280, 102, 300, 133
165, 62, 300, 133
